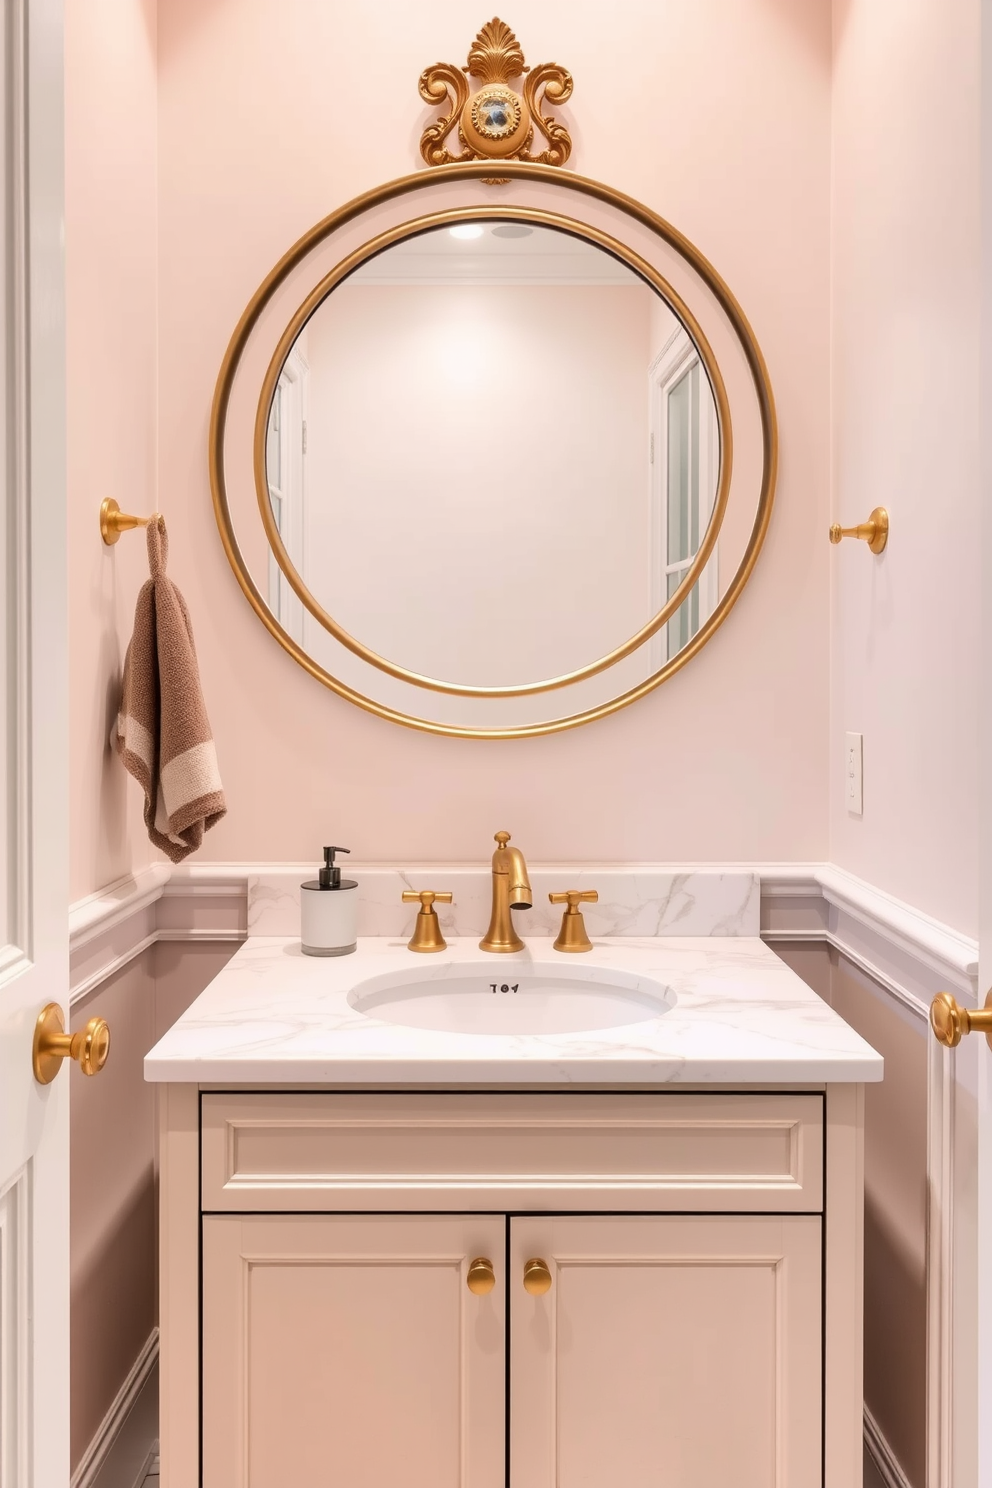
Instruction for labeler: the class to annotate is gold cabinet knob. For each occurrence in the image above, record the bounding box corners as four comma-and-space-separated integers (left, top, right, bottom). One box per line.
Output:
466, 1256, 496, 1295
401, 889, 453, 953
523, 1257, 553, 1295
549, 889, 598, 953
930, 990, 992, 1049
32, 1002, 111, 1085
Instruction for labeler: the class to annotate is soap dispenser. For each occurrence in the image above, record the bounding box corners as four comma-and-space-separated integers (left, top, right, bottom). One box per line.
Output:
300, 846, 358, 956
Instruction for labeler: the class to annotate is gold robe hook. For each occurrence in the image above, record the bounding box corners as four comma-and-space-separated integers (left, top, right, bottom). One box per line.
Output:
828, 506, 889, 555
100, 497, 153, 546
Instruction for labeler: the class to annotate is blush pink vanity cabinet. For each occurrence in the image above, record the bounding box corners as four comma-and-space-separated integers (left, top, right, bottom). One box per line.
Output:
157, 1085, 864, 1487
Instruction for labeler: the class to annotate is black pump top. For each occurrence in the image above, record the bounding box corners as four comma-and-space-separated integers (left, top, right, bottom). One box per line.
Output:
319, 845, 350, 889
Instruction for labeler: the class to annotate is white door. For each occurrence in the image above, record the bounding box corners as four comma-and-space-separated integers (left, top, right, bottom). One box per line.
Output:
0, 2, 70, 1483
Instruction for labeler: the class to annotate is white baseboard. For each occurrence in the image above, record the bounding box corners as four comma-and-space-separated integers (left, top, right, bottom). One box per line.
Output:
71, 1330, 158, 1488
864, 1404, 914, 1488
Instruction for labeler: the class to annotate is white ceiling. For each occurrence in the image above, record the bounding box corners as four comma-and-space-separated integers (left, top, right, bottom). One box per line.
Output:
348, 222, 644, 287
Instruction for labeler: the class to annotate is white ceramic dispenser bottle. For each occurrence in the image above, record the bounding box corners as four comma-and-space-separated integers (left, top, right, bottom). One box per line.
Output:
300, 846, 358, 956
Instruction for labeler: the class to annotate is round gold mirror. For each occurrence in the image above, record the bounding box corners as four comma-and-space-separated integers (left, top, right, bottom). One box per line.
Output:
211, 162, 777, 737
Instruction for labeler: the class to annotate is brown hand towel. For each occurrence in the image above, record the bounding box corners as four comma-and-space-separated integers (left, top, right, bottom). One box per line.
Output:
114, 516, 226, 862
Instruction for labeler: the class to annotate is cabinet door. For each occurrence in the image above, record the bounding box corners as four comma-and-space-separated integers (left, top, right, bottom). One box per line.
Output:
510, 1214, 821, 1488
203, 1214, 505, 1488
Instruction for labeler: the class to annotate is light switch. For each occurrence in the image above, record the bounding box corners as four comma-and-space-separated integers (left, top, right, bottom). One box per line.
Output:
845, 732, 863, 816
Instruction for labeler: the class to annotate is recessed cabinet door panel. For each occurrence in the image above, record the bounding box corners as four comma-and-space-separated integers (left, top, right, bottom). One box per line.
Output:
202, 1214, 505, 1488
510, 1214, 822, 1488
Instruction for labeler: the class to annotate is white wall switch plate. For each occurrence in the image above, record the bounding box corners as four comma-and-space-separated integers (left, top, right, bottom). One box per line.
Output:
845, 732, 863, 816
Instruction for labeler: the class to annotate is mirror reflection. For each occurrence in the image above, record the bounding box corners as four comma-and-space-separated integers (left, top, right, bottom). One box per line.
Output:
264, 220, 720, 691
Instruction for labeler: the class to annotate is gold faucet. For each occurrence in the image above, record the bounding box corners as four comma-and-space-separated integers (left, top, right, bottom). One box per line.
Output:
479, 831, 532, 953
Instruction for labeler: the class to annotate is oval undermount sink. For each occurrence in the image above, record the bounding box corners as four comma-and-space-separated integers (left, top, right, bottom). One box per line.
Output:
348, 962, 675, 1036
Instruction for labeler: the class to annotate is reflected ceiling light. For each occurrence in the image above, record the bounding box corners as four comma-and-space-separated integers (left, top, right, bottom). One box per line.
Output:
449, 223, 485, 240
491, 223, 534, 238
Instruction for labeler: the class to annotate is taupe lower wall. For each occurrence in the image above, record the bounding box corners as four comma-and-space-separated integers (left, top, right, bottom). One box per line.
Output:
775, 941, 929, 1488
69, 941, 238, 1476
153, 943, 240, 1046
70, 956, 157, 1468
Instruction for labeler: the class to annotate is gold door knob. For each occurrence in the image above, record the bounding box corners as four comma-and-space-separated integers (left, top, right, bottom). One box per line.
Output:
930, 991, 992, 1049
32, 1003, 111, 1085
523, 1257, 553, 1295
466, 1257, 496, 1295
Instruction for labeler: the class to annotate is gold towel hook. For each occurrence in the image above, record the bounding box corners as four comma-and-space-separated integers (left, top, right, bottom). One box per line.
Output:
100, 498, 158, 546
828, 506, 889, 555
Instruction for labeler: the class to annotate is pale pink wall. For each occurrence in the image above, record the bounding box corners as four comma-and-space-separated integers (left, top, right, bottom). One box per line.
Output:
304, 283, 652, 687
830, 0, 980, 934
66, 0, 162, 901
155, 0, 832, 866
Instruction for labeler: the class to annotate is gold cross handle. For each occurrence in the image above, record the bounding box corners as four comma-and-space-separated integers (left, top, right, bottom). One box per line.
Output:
548, 889, 598, 953
401, 889, 453, 953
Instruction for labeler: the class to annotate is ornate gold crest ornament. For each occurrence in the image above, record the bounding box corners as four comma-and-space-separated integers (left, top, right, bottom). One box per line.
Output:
419, 19, 573, 170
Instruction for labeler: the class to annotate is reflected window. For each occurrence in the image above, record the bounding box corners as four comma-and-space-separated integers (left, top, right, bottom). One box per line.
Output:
265, 349, 309, 643
267, 382, 285, 619
650, 329, 718, 665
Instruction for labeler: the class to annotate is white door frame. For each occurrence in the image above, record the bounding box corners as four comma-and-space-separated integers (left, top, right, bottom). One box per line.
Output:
0, 1, 69, 1484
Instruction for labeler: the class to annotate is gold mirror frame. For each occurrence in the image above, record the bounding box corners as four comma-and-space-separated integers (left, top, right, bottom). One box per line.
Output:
210, 160, 778, 739
252, 206, 733, 699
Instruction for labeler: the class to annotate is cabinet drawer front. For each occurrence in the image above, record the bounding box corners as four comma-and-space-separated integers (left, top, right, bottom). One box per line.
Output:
201, 1093, 823, 1212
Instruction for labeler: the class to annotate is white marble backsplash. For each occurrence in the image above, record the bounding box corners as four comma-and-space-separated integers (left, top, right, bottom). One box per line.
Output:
247, 868, 759, 941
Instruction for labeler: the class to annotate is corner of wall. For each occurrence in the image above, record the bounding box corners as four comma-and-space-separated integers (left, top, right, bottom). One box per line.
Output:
67, 0, 162, 903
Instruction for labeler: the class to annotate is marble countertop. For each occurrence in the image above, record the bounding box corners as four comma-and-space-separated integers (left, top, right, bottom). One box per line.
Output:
144, 936, 883, 1085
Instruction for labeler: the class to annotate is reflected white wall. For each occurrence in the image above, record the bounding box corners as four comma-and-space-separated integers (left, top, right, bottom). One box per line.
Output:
303, 282, 656, 687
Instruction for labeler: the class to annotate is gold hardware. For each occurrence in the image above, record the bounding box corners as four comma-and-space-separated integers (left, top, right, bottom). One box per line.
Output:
100, 498, 156, 546
212, 163, 777, 739
480, 831, 532, 953
401, 889, 452, 953
466, 1256, 496, 1295
549, 890, 598, 952
420, 20, 572, 172
828, 506, 889, 555
523, 1257, 552, 1295
930, 990, 992, 1050
32, 1003, 111, 1085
